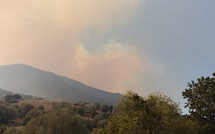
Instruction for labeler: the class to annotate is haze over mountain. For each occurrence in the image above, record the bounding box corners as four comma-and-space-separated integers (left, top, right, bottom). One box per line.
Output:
0, 88, 14, 99
0, 64, 121, 104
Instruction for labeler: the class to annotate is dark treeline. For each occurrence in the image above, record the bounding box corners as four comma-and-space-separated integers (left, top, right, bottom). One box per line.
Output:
0, 100, 113, 134
1, 72, 215, 134
0, 88, 44, 102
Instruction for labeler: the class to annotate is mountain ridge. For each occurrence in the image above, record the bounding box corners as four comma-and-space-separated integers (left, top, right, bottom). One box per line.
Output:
0, 64, 121, 104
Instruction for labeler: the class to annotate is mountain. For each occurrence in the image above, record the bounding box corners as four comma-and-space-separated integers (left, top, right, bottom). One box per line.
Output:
0, 88, 40, 100
0, 88, 13, 99
0, 64, 121, 104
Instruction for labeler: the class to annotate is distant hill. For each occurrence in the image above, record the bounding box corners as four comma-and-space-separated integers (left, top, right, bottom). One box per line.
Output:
0, 88, 13, 99
0, 64, 121, 104
0, 88, 41, 100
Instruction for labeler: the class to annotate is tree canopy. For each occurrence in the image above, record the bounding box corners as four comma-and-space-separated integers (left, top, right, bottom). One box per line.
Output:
2, 72, 215, 133
25, 106, 89, 134
4, 94, 21, 102
182, 72, 215, 133
93, 91, 197, 134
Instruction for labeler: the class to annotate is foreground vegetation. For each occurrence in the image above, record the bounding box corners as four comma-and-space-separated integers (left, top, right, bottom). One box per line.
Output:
1, 72, 215, 133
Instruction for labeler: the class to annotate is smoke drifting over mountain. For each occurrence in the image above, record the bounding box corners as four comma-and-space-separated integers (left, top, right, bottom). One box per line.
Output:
0, 0, 150, 92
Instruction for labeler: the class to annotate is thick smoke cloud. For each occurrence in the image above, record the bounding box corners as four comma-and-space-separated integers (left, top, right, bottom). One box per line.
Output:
70, 40, 144, 92
0, 0, 163, 93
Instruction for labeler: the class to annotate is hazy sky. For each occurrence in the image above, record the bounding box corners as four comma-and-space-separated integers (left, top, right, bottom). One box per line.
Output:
1, 0, 215, 108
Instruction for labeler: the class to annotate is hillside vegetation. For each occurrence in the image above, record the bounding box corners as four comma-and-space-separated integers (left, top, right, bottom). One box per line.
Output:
0, 71, 215, 133
0, 88, 43, 101
0, 98, 114, 134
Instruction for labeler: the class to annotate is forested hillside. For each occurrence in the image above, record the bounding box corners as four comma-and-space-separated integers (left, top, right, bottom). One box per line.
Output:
1, 72, 215, 134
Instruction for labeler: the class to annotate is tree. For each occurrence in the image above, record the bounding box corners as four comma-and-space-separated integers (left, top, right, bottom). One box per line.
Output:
182, 72, 215, 133
22, 108, 45, 125
93, 103, 100, 110
85, 118, 93, 132
38, 105, 45, 110
18, 103, 34, 118
93, 91, 197, 134
75, 107, 85, 116
4, 95, 12, 102
93, 113, 106, 127
89, 107, 97, 118
0, 103, 16, 124
4, 94, 21, 103
100, 104, 109, 113
12, 94, 21, 100
25, 106, 89, 134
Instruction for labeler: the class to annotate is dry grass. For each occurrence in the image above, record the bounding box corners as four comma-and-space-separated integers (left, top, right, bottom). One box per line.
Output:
18, 100, 59, 111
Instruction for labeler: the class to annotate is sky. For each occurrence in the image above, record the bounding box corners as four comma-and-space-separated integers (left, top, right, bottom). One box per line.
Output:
1, 0, 215, 109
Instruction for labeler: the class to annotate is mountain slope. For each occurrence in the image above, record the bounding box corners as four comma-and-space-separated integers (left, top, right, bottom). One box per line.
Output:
0, 64, 121, 104
0, 88, 13, 99
0, 88, 40, 100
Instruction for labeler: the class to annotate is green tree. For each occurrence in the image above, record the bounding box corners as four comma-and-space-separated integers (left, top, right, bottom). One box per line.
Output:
85, 118, 93, 132
0, 103, 16, 124
4, 95, 12, 102
93, 91, 197, 134
18, 103, 34, 118
93, 113, 106, 127
12, 94, 21, 100
182, 72, 215, 133
75, 107, 85, 116
108, 105, 113, 113
100, 104, 109, 113
89, 107, 97, 118
93, 103, 100, 110
25, 106, 89, 134
23, 108, 45, 125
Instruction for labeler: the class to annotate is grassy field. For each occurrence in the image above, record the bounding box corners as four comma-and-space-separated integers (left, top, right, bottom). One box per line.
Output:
18, 99, 61, 111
